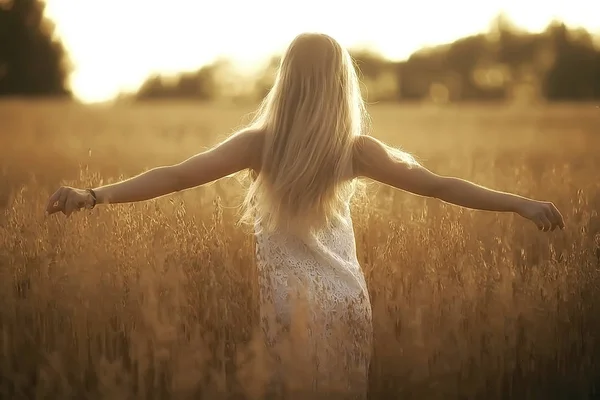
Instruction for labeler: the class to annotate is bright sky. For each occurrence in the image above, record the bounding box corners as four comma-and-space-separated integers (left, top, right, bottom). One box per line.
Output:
44, 0, 600, 103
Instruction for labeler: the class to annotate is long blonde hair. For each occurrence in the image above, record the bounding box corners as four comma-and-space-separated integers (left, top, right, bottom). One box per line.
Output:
240, 33, 369, 234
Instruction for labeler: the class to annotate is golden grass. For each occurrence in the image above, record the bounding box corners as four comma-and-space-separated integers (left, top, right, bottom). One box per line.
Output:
1, 100, 600, 399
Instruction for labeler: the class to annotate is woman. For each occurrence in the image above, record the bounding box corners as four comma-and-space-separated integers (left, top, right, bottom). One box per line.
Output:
46, 33, 564, 398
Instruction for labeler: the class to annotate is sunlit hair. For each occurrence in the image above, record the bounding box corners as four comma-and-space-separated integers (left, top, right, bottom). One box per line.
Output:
239, 32, 411, 235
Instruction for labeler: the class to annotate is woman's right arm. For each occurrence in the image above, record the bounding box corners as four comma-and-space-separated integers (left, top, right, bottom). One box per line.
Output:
46, 129, 262, 216
353, 135, 565, 231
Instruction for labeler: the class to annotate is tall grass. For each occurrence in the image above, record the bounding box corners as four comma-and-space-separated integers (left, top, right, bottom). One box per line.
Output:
1, 101, 599, 399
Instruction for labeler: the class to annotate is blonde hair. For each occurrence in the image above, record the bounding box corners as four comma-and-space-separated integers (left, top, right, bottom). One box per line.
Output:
240, 33, 369, 235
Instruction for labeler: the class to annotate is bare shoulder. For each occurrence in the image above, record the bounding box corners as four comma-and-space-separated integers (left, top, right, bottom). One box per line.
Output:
352, 135, 391, 178
228, 127, 265, 145
225, 128, 265, 170
352, 135, 420, 179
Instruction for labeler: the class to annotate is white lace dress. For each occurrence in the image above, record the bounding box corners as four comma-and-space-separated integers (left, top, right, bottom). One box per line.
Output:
255, 202, 372, 398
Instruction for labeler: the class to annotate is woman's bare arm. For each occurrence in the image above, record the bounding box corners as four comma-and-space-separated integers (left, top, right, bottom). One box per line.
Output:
46, 129, 262, 214
93, 129, 262, 204
354, 135, 564, 230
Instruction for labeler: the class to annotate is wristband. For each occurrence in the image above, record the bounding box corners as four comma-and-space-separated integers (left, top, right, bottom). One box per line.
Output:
86, 188, 97, 209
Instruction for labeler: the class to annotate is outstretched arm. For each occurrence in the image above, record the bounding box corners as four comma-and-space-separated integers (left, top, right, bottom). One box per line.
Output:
46, 129, 262, 215
354, 135, 565, 231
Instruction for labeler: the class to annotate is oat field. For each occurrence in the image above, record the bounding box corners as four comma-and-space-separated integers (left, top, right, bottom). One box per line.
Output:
1, 101, 599, 399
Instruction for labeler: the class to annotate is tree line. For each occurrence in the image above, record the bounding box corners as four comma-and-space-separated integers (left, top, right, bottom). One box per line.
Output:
1, 1, 598, 103
136, 15, 600, 103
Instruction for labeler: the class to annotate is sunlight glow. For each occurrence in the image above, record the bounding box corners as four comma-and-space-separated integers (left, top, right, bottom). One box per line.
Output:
43, 0, 600, 103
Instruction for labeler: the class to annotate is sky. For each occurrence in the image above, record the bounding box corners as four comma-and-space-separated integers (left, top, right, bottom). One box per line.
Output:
44, 0, 600, 103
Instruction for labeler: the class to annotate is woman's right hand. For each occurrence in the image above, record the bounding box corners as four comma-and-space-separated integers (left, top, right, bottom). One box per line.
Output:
516, 199, 565, 232
46, 186, 95, 216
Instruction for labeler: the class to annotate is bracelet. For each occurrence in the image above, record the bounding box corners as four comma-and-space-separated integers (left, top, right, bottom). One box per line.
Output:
86, 188, 97, 209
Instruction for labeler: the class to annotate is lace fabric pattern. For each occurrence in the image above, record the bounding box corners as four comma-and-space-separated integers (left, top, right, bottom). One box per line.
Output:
255, 203, 373, 398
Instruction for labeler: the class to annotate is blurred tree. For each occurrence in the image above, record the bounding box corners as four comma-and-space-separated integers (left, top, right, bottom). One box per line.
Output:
0, 0, 71, 96
136, 63, 217, 101
351, 49, 399, 102
543, 22, 600, 100
394, 14, 600, 103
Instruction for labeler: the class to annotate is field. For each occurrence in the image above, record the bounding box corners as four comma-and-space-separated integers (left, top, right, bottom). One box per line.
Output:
1, 100, 599, 399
